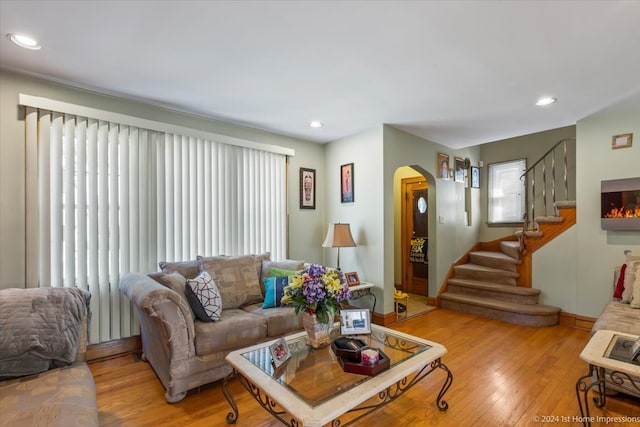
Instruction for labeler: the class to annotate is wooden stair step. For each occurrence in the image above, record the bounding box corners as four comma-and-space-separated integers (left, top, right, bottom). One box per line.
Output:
454, 263, 519, 285
469, 251, 520, 272
439, 293, 560, 327
447, 278, 539, 304
535, 216, 564, 224
515, 230, 544, 238
554, 200, 576, 209
500, 241, 521, 260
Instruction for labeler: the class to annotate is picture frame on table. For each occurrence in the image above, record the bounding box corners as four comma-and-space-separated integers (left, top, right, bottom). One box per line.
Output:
299, 168, 316, 209
437, 153, 450, 179
269, 338, 291, 368
470, 166, 480, 188
454, 157, 465, 183
341, 163, 354, 203
340, 309, 371, 335
345, 271, 360, 286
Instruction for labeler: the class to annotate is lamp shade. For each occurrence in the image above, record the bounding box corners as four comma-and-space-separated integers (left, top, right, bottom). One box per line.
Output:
322, 223, 356, 248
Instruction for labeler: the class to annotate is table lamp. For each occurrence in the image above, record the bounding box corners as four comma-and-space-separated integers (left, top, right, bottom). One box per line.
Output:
322, 223, 357, 270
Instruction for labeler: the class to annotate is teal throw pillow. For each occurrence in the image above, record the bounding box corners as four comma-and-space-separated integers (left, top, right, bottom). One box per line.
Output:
262, 276, 290, 309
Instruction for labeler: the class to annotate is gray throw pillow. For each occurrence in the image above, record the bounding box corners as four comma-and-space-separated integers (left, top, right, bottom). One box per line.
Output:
148, 271, 195, 321
198, 254, 263, 309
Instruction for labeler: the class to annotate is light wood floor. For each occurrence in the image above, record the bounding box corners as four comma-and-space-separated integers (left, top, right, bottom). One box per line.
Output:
89, 308, 640, 426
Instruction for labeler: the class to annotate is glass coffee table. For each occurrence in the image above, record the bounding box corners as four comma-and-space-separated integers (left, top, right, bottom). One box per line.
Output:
223, 324, 452, 426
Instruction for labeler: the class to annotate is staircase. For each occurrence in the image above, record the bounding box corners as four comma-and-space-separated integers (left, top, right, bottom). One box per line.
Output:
440, 241, 561, 327
439, 138, 577, 327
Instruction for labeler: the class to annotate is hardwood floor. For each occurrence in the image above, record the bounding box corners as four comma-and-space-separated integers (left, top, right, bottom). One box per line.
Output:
89, 308, 640, 426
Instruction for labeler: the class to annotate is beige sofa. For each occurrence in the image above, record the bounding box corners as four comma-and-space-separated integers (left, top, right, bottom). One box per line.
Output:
120, 253, 305, 402
590, 260, 640, 398
0, 287, 98, 427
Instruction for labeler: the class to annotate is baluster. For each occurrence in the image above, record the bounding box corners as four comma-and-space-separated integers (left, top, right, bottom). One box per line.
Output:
563, 140, 568, 199
531, 169, 535, 230
551, 149, 556, 211
542, 158, 547, 216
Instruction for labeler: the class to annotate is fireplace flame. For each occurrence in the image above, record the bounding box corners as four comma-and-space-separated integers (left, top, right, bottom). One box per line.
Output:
604, 205, 640, 218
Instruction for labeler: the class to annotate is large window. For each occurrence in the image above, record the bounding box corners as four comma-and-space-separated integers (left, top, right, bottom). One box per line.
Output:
23, 97, 290, 343
488, 159, 526, 225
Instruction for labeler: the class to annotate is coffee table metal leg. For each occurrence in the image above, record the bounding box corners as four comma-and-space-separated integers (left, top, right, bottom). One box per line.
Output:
222, 372, 239, 424
575, 365, 606, 427
436, 361, 453, 411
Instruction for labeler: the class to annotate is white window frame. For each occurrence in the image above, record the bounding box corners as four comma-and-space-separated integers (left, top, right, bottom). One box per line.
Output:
487, 159, 526, 225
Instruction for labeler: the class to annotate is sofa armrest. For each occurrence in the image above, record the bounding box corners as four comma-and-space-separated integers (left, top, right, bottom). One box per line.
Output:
119, 273, 196, 364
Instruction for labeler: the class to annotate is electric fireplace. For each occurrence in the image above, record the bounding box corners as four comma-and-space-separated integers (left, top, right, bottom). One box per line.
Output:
601, 177, 640, 231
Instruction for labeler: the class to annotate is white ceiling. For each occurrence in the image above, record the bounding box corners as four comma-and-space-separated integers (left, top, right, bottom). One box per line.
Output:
1, 1, 639, 149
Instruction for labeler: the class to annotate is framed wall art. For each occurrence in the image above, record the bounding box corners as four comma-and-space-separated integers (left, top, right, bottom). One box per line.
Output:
470, 166, 480, 188
454, 157, 465, 183
341, 163, 354, 203
300, 168, 316, 209
611, 133, 633, 149
437, 153, 450, 179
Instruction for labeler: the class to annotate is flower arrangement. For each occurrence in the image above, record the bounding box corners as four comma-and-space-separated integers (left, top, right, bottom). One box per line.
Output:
281, 264, 352, 324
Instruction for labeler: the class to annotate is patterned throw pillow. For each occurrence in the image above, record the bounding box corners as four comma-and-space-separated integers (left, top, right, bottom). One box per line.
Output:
185, 271, 222, 322
262, 276, 291, 309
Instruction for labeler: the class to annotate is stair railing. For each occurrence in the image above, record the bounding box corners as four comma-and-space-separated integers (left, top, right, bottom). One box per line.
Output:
520, 138, 576, 233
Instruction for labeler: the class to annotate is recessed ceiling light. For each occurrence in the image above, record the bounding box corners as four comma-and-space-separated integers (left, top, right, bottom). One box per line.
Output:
309, 121, 323, 128
7, 33, 41, 50
536, 97, 557, 106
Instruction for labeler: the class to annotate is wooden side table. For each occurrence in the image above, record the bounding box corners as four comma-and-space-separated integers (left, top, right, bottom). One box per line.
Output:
394, 294, 409, 321
575, 330, 640, 427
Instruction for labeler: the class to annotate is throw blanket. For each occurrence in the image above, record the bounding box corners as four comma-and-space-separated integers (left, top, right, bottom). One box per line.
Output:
0, 287, 91, 378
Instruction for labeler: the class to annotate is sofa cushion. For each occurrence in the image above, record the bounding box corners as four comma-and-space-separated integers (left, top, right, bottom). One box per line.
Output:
148, 271, 195, 321
185, 271, 222, 322
0, 363, 98, 427
158, 259, 200, 280
193, 309, 267, 355
592, 301, 640, 336
260, 259, 304, 295
262, 276, 290, 309
198, 255, 263, 309
243, 303, 303, 337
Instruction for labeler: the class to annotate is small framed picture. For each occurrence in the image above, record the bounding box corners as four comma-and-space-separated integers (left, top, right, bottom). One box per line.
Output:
470, 166, 480, 188
340, 309, 371, 335
269, 338, 291, 368
454, 157, 465, 183
437, 153, 450, 180
345, 271, 360, 286
299, 168, 316, 209
341, 163, 354, 203
611, 133, 633, 149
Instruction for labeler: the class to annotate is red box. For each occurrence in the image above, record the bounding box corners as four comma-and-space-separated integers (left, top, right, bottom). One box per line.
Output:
336, 347, 390, 376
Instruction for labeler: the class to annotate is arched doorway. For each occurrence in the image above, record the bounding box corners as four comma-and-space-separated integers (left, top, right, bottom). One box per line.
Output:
393, 165, 437, 315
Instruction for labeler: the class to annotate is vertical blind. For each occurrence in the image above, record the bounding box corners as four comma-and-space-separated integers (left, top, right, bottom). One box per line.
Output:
24, 107, 288, 343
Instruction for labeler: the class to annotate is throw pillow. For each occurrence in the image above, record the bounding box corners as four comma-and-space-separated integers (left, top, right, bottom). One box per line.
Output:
185, 271, 222, 322
148, 271, 195, 320
613, 264, 627, 299
260, 259, 304, 295
262, 276, 291, 309
158, 259, 200, 279
198, 255, 263, 309
621, 260, 640, 303
270, 266, 302, 278
631, 267, 640, 309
